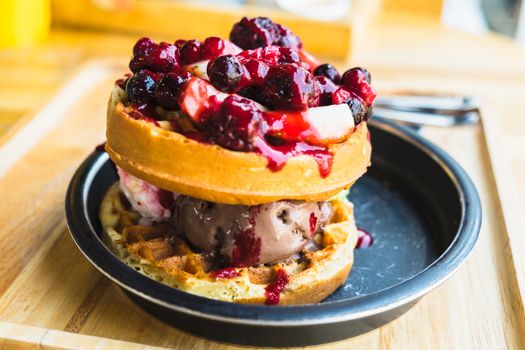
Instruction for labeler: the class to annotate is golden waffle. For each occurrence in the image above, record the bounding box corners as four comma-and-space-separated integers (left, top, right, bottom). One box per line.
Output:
106, 86, 372, 206
99, 183, 358, 305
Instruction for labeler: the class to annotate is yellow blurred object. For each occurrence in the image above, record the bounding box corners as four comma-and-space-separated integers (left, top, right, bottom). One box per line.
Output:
0, 0, 51, 48
381, 0, 444, 19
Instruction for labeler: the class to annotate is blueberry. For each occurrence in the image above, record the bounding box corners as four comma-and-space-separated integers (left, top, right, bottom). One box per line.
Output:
154, 72, 190, 110
341, 67, 376, 106
126, 70, 160, 104
345, 96, 366, 125
313, 64, 341, 84
207, 55, 244, 93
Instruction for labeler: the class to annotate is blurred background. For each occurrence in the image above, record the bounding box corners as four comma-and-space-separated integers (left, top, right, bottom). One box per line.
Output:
1, 0, 524, 49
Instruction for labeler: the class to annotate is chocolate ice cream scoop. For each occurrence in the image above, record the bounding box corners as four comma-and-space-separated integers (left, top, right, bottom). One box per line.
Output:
172, 197, 332, 266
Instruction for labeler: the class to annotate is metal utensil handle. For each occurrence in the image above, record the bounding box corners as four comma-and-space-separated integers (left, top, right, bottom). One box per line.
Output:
373, 107, 480, 127
375, 95, 480, 115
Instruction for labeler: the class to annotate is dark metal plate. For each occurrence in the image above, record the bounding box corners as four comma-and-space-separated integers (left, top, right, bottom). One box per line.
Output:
65, 120, 481, 347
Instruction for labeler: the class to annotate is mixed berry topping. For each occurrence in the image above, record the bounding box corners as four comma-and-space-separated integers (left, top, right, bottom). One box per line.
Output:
117, 17, 376, 177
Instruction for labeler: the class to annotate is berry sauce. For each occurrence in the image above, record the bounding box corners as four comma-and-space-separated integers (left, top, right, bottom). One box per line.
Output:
210, 267, 240, 279
309, 212, 317, 236
230, 211, 261, 267
128, 109, 159, 126
356, 228, 373, 248
265, 269, 289, 305
158, 189, 174, 209
254, 136, 333, 177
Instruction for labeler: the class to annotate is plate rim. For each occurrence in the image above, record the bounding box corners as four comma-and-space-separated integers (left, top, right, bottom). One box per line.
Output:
65, 120, 481, 327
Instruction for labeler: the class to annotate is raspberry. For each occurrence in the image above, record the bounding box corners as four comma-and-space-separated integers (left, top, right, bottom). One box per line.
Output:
341, 67, 376, 106
202, 36, 225, 58
149, 42, 180, 73
331, 87, 352, 105
179, 39, 204, 64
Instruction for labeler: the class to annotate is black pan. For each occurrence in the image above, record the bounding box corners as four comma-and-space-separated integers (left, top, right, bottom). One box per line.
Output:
65, 120, 481, 347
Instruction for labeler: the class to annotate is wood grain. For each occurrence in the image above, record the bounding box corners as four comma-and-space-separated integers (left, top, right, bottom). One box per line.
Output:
0, 60, 523, 349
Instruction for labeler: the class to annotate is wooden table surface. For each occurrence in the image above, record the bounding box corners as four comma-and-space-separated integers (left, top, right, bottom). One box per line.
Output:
0, 10, 524, 350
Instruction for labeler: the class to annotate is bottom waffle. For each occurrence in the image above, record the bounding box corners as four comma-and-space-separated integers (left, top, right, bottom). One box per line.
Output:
99, 183, 358, 305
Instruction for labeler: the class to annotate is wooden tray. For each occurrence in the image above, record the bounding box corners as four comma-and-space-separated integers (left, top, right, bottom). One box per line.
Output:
0, 60, 523, 349
51, 0, 380, 60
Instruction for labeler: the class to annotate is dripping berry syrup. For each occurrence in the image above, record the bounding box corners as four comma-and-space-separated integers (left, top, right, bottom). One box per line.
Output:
230, 209, 261, 267
254, 136, 333, 178
183, 129, 334, 178
210, 267, 240, 279
309, 212, 318, 236
356, 228, 373, 248
128, 109, 160, 127
158, 189, 174, 209
265, 269, 289, 305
